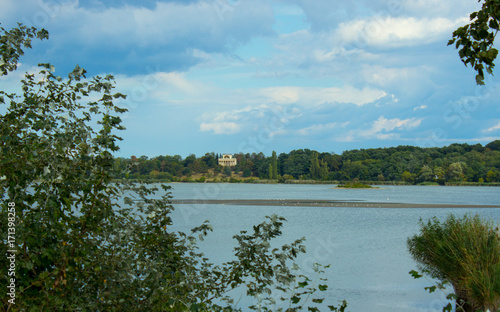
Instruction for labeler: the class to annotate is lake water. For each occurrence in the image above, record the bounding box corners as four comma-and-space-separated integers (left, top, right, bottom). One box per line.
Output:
165, 183, 500, 312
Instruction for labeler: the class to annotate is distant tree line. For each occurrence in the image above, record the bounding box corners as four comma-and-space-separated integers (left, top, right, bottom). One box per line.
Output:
115, 140, 500, 184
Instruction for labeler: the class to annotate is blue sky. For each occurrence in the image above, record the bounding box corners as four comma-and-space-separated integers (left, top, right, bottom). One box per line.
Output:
1, 0, 500, 158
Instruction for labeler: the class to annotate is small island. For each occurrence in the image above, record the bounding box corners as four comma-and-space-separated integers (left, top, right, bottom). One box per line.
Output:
336, 181, 377, 189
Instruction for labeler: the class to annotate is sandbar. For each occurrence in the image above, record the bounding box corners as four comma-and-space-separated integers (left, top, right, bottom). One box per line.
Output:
170, 199, 500, 208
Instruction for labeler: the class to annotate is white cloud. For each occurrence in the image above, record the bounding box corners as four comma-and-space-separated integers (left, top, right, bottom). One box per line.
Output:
414, 105, 428, 111
261, 87, 301, 104
336, 16, 468, 48
311, 47, 380, 64
286, 0, 478, 31
200, 122, 240, 135
198, 104, 303, 136
113, 71, 209, 109
484, 121, 500, 133
362, 65, 433, 88
297, 122, 337, 136
261, 86, 387, 106
360, 116, 423, 139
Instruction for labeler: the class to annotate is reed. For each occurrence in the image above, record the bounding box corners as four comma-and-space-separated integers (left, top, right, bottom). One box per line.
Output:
407, 214, 500, 311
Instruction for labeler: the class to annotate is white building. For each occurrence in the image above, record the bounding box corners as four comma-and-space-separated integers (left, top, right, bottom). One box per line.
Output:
218, 154, 237, 167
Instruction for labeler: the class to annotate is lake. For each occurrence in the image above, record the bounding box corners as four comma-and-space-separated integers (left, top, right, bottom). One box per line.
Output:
165, 183, 500, 312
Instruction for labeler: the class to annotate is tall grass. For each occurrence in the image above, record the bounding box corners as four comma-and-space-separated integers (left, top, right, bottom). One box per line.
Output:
407, 214, 500, 311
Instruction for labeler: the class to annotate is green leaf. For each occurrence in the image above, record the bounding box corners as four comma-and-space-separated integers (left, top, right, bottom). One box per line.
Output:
409, 270, 423, 279
424, 285, 437, 293
23, 261, 34, 270
291, 296, 300, 304
318, 284, 328, 291
298, 281, 308, 288
476, 73, 485, 85
442, 303, 453, 312
39, 271, 49, 279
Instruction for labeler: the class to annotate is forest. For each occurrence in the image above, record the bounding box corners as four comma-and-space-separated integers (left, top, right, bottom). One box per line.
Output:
116, 140, 500, 184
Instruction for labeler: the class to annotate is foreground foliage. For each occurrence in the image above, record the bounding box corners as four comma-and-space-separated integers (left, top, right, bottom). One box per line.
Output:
408, 214, 500, 312
0, 23, 347, 311
449, 0, 500, 85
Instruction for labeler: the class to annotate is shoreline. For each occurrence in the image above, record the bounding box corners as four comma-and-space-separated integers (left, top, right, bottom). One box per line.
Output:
170, 199, 500, 208
119, 179, 500, 187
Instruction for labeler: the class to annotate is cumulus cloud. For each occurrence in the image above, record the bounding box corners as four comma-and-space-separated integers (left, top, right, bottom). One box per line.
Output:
336, 16, 468, 48
283, 0, 478, 31
1, 0, 275, 74
198, 104, 303, 135
359, 116, 423, 139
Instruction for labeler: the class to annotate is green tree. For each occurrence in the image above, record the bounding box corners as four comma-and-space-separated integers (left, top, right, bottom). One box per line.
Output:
447, 162, 466, 182
434, 166, 445, 180
242, 168, 252, 177
486, 169, 499, 182
0, 23, 49, 75
448, 0, 500, 85
271, 150, 278, 179
319, 160, 329, 180
310, 151, 320, 179
201, 152, 218, 168
486, 139, 500, 151
283, 150, 310, 179
418, 165, 434, 182
401, 171, 415, 184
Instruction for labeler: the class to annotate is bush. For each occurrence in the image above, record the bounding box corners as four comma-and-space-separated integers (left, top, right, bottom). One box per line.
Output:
407, 214, 500, 312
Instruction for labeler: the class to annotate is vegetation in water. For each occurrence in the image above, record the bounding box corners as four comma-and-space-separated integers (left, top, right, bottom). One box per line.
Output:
336, 181, 374, 189
408, 214, 500, 312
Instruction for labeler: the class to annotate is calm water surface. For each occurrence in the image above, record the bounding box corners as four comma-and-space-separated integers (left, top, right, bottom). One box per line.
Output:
165, 184, 500, 312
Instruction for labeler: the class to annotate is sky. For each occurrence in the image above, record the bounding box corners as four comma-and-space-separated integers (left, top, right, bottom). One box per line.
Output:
1, 0, 500, 158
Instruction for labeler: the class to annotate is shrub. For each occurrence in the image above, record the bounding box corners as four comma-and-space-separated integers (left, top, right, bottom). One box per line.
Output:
407, 214, 500, 312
